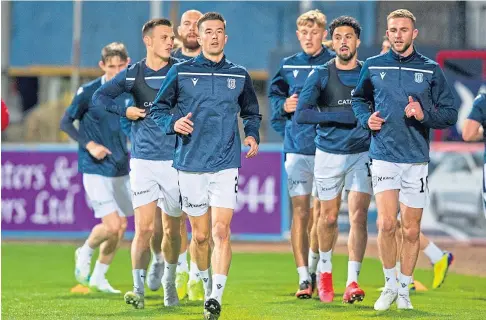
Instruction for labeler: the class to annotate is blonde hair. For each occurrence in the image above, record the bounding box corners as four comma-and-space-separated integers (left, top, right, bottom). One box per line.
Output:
387, 9, 416, 26
297, 9, 327, 29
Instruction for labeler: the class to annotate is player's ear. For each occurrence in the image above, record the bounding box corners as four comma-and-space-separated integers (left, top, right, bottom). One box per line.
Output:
356, 38, 361, 49
412, 28, 418, 41
224, 34, 228, 45
322, 30, 328, 41
126, 57, 131, 66
98, 60, 105, 71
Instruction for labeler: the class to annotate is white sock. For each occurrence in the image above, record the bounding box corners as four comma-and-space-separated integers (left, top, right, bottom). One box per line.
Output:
346, 261, 362, 286
398, 272, 412, 294
210, 274, 227, 304
199, 268, 212, 297
162, 262, 177, 285
177, 251, 189, 273
189, 260, 200, 282
80, 241, 94, 256
395, 261, 401, 274
319, 249, 332, 273
383, 267, 397, 290
152, 251, 164, 264
92, 261, 109, 281
297, 266, 310, 285
423, 242, 444, 264
132, 269, 146, 294
308, 250, 319, 274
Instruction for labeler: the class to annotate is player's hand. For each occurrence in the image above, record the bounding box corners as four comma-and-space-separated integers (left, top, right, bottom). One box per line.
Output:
86, 141, 112, 160
244, 136, 259, 158
404, 96, 424, 121
174, 112, 194, 135
284, 94, 298, 113
126, 106, 146, 120
368, 111, 385, 130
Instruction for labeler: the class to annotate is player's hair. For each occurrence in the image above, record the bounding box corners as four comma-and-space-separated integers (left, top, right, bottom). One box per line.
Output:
297, 9, 327, 29
387, 9, 416, 26
142, 18, 173, 37
197, 12, 226, 31
329, 16, 361, 39
101, 42, 128, 63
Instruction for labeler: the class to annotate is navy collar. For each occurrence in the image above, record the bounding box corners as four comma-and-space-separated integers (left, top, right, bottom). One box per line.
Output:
387, 46, 417, 62
195, 53, 226, 68
301, 45, 329, 61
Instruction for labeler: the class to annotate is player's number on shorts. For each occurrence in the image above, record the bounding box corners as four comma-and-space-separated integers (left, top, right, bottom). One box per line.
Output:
234, 176, 238, 194
419, 176, 428, 193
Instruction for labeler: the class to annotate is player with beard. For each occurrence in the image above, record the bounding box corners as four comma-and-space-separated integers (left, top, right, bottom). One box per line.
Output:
172, 10, 203, 61
296, 16, 372, 304
352, 9, 457, 310
170, 9, 205, 302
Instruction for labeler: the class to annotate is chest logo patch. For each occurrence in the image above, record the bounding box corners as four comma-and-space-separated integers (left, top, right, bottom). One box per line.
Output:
414, 73, 423, 83
227, 78, 236, 89
191, 78, 199, 86
380, 72, 386, 80
293, 70, 299, 78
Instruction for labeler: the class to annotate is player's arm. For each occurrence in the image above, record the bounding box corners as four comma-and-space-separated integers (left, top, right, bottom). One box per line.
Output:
295, 68, 357, 125
92, 69, 132, 116
119, 97, 135, 139
240, 71, 262, 158
60, 87, 91, 148
268, 62, 290, 137
463, 94, 485, 142
351, 60, 375, 129
420, 65, 458, 129
149, 66, 181, 135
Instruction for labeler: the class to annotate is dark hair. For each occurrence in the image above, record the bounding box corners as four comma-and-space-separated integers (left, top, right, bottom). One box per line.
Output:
197, 12, 226, 31
142, 18, 172, 37
101, 42, 128, 63
329, 16, 361, 39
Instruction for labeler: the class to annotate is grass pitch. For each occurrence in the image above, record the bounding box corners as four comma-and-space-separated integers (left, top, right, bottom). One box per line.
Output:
2, 243, 486, 319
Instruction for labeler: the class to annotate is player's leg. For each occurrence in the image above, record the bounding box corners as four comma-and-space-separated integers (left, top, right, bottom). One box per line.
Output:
75, 174, 121, 286
314, 150, 348, 303
395, 162, 428, 309
176, 212, 190, 300
204, 168, 238, 320
308, 195, 320, 292
341, 152, 372, 303
285, 154, 314, 298
89, 213, 124, 293
124, 159, 160, 309
179, 170, 213, 301
157, 161, 184, 306
147, 205, 165, 291
420, 233, 454, 289
371, 160, 401, 311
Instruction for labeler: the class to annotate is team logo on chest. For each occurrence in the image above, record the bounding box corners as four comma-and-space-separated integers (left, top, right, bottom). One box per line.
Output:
293, 70, 299, 78
227, 78, 236, 89
414, 72, 423, 83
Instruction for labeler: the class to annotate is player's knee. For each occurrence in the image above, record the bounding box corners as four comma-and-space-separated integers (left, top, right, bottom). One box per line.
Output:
349, 209, 367, 228
212, 221, 231, 243
379, 216, 397, 235
104, 220, 121, 237
402, 224, 420, 242
137, 221, 154, 238
192, 229, 210, 246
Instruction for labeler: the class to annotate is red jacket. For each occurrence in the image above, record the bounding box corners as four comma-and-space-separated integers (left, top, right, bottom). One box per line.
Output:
2, 99, 9, 131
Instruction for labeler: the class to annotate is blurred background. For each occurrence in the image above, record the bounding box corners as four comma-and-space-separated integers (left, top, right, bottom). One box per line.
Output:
1, 0, 486, 242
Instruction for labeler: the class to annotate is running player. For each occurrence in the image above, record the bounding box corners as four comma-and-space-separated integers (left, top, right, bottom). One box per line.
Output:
150, 12, 262, 319
93, 18, 183, 309
296, 16, 371, 304
268, 9, 334, 298
352, 9, 457, 310
60, 42, 132, 294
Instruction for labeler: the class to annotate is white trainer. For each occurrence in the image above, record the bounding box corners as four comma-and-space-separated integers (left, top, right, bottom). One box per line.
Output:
163, 282, 180, 307
74, 248, 91, 286
89, 277, 121, 294
147, 260, 164, 291
374, 288, 398, 311
396, 293, 414, 309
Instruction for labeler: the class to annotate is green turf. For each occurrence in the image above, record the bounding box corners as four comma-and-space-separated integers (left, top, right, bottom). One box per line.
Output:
2, 243, 486, 319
